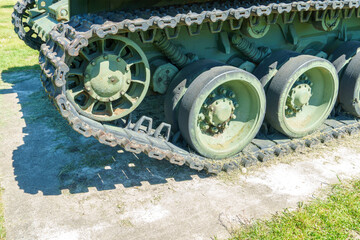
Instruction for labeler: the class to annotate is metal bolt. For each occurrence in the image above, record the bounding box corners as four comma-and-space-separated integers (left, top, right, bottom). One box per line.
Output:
85, 86, 91, 91
231, 114, 236, 120
120, 91, 125, 95
200, 122, 209, 130
234, 102, 239, 108
103, 55, 108, 60
211, 127, 219, 133
228, 91, 235, 98
219, 88, 227, 95
126, 66, 130, 72
85, 74, 90, 79
116, 57, 121, 62
126, 79, 131, 84
198, 114, 205, 121
202, 103, 208, 108
91, 61, 96, 66
60, 9, 68, 17
109, 97, 114, 101
210, 92, 216, 98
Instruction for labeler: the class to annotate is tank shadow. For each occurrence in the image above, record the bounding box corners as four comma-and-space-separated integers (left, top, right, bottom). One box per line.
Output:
1, 67, 208, 196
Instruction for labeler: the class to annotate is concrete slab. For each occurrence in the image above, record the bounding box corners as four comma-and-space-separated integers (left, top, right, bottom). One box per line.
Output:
1, 70, 360, 240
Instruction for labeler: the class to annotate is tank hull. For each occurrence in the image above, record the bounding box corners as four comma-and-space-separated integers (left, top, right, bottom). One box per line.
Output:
13, 0, 360, 173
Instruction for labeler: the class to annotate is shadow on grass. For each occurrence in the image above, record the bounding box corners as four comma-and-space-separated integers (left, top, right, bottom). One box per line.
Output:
1, 65, 40, 73
1, 67, 208, 196
0, 5, 13, 9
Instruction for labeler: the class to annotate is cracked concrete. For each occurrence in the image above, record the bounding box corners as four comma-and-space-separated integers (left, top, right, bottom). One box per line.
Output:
1, 69, 360, 240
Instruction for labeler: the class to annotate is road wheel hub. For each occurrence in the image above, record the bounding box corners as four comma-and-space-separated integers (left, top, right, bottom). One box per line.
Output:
208, 98, 234, 126
84, 55, 131, 102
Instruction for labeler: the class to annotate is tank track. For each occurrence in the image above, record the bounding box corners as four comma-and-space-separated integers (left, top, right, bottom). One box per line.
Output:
39, 0, 360, 174
12, 0, 44, 50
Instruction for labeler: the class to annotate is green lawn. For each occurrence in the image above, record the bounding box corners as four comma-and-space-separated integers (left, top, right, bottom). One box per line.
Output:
230, 179, 360, 240
0, 0, 39, 73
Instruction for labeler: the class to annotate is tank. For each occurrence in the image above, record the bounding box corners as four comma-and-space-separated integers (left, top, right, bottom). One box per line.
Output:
12, 0, 360, 173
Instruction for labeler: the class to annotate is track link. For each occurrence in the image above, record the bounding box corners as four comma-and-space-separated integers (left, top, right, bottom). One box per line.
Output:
39, 0, 360, 174
12, 0, 44, 50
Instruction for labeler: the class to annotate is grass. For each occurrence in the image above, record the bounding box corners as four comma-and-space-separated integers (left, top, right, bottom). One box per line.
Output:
229, 179, 360, 240
0, 0, 39, 73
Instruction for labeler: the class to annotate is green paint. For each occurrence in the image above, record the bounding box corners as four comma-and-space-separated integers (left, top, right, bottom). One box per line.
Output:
65, 36, 150, 122
84, 55, 131, 102
265, 55, 338, 138
179, 66, 266, 159
13, 0, 360, 158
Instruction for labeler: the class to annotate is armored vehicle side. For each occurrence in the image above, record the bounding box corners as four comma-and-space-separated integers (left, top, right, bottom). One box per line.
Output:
12, 0, 360, 172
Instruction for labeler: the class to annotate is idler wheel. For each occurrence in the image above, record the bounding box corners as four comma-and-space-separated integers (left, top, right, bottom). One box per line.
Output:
65, 36, 150, 121
257, 53, 338, 138
177, 65, 266, 159
330, 41, 360, 117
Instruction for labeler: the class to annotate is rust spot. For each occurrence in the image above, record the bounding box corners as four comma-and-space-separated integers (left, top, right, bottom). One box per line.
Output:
114, 108, 126, 115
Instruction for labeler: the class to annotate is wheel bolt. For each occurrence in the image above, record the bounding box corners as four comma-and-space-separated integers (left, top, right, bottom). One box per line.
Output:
228, 91, 235, 98
198, 114, 205, 121
234, 102, 239, 108
91, 61, 96, 66
202, 103, 208, 108
211, 127, 219, 133
85, 74, 90, 79
116, 57, 121, 62
126, 79, 131, 84
103, 55, 108, 60
231, 114, 236, 120
219, 88, 227, 95
200, 122, 209, 130
210, 92, 216, 98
